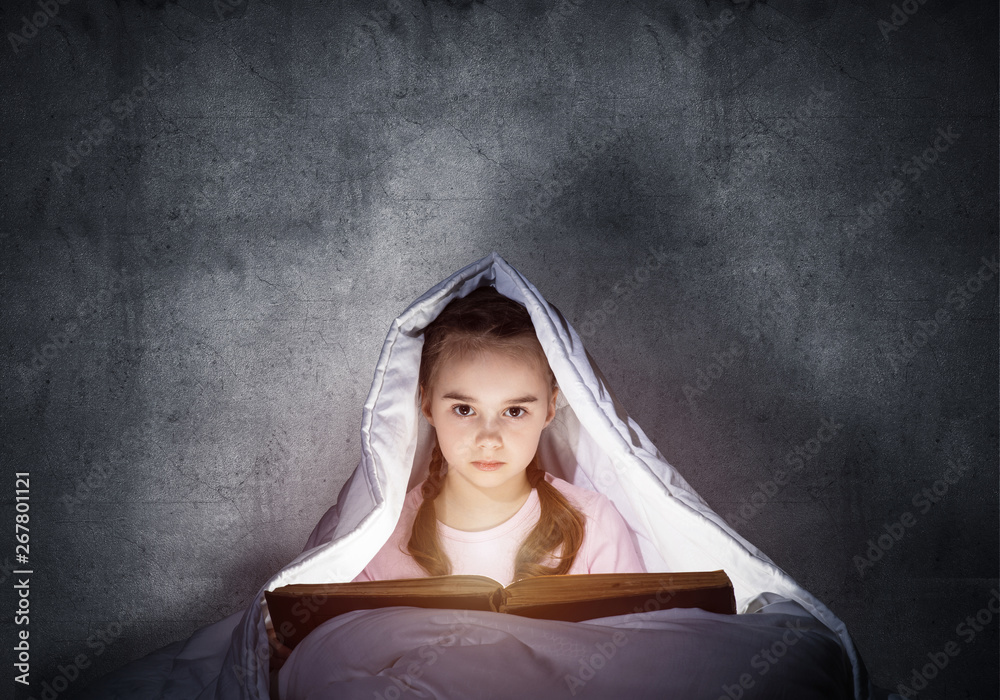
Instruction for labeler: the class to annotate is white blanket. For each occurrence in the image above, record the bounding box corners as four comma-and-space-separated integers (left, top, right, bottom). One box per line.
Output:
77, 252, 900, 699
277, 601, 854, 700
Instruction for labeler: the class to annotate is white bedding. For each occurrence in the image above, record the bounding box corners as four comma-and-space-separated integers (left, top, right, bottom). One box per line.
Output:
277, 601, 854, 700
76, 602, 895, 700
75, 253, 902, 699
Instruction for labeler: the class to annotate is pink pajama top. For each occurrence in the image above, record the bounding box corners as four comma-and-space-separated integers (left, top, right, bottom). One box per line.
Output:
352, 471, 646, 586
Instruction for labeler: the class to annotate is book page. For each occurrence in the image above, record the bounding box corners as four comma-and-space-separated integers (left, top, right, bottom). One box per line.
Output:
276, 574, 502, 597
503, 571, 732, 606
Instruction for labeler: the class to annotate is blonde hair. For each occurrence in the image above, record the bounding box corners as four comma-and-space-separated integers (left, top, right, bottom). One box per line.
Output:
406, 286, 586, 581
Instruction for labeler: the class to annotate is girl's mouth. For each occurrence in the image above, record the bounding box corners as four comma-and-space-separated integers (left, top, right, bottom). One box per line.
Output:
472, 461, 504, 471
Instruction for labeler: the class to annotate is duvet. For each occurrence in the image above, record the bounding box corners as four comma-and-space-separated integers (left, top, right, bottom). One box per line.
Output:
75, 252, 900, 700
78, 599, 856, 700
277, 600, 855, 700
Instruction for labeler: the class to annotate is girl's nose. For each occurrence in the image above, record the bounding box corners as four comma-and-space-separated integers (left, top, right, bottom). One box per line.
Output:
476, 420, 502, 449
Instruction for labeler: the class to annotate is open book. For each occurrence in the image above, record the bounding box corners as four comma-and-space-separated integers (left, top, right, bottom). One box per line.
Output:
265, 570, 736, 649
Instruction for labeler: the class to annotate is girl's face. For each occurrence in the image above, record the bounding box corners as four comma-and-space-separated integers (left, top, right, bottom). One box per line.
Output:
421, 348, 558, 497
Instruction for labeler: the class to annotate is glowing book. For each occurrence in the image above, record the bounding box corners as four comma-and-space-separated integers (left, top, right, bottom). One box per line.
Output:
265, 570, 735, 649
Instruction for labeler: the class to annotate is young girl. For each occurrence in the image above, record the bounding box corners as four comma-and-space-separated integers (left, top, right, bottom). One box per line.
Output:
352, 285, 646, 585
268, 285, 646, 670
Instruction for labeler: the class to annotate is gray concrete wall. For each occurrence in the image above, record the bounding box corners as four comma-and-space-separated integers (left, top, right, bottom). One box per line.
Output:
1, 0, 996, 698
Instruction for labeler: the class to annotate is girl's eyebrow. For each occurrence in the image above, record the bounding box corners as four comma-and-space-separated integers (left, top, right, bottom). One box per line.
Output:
441, 391, 538, 404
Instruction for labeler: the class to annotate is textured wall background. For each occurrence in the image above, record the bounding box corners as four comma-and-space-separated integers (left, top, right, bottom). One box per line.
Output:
1, 0, 996, 698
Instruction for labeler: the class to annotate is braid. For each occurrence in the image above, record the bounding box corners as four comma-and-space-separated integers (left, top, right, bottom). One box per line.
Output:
406, 441, 452, 577
421, 442, 448, 502
511, 457, 587, 582
524, 459, 546, 489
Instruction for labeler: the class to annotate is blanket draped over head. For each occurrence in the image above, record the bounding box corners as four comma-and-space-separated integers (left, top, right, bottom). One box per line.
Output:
213, 251, 868, 700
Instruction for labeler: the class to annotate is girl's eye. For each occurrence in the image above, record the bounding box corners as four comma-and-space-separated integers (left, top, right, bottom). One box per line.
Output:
450, 405, 527, 419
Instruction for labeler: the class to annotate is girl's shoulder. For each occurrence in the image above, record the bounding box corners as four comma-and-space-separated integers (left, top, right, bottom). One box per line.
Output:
541, 472, 608, 514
